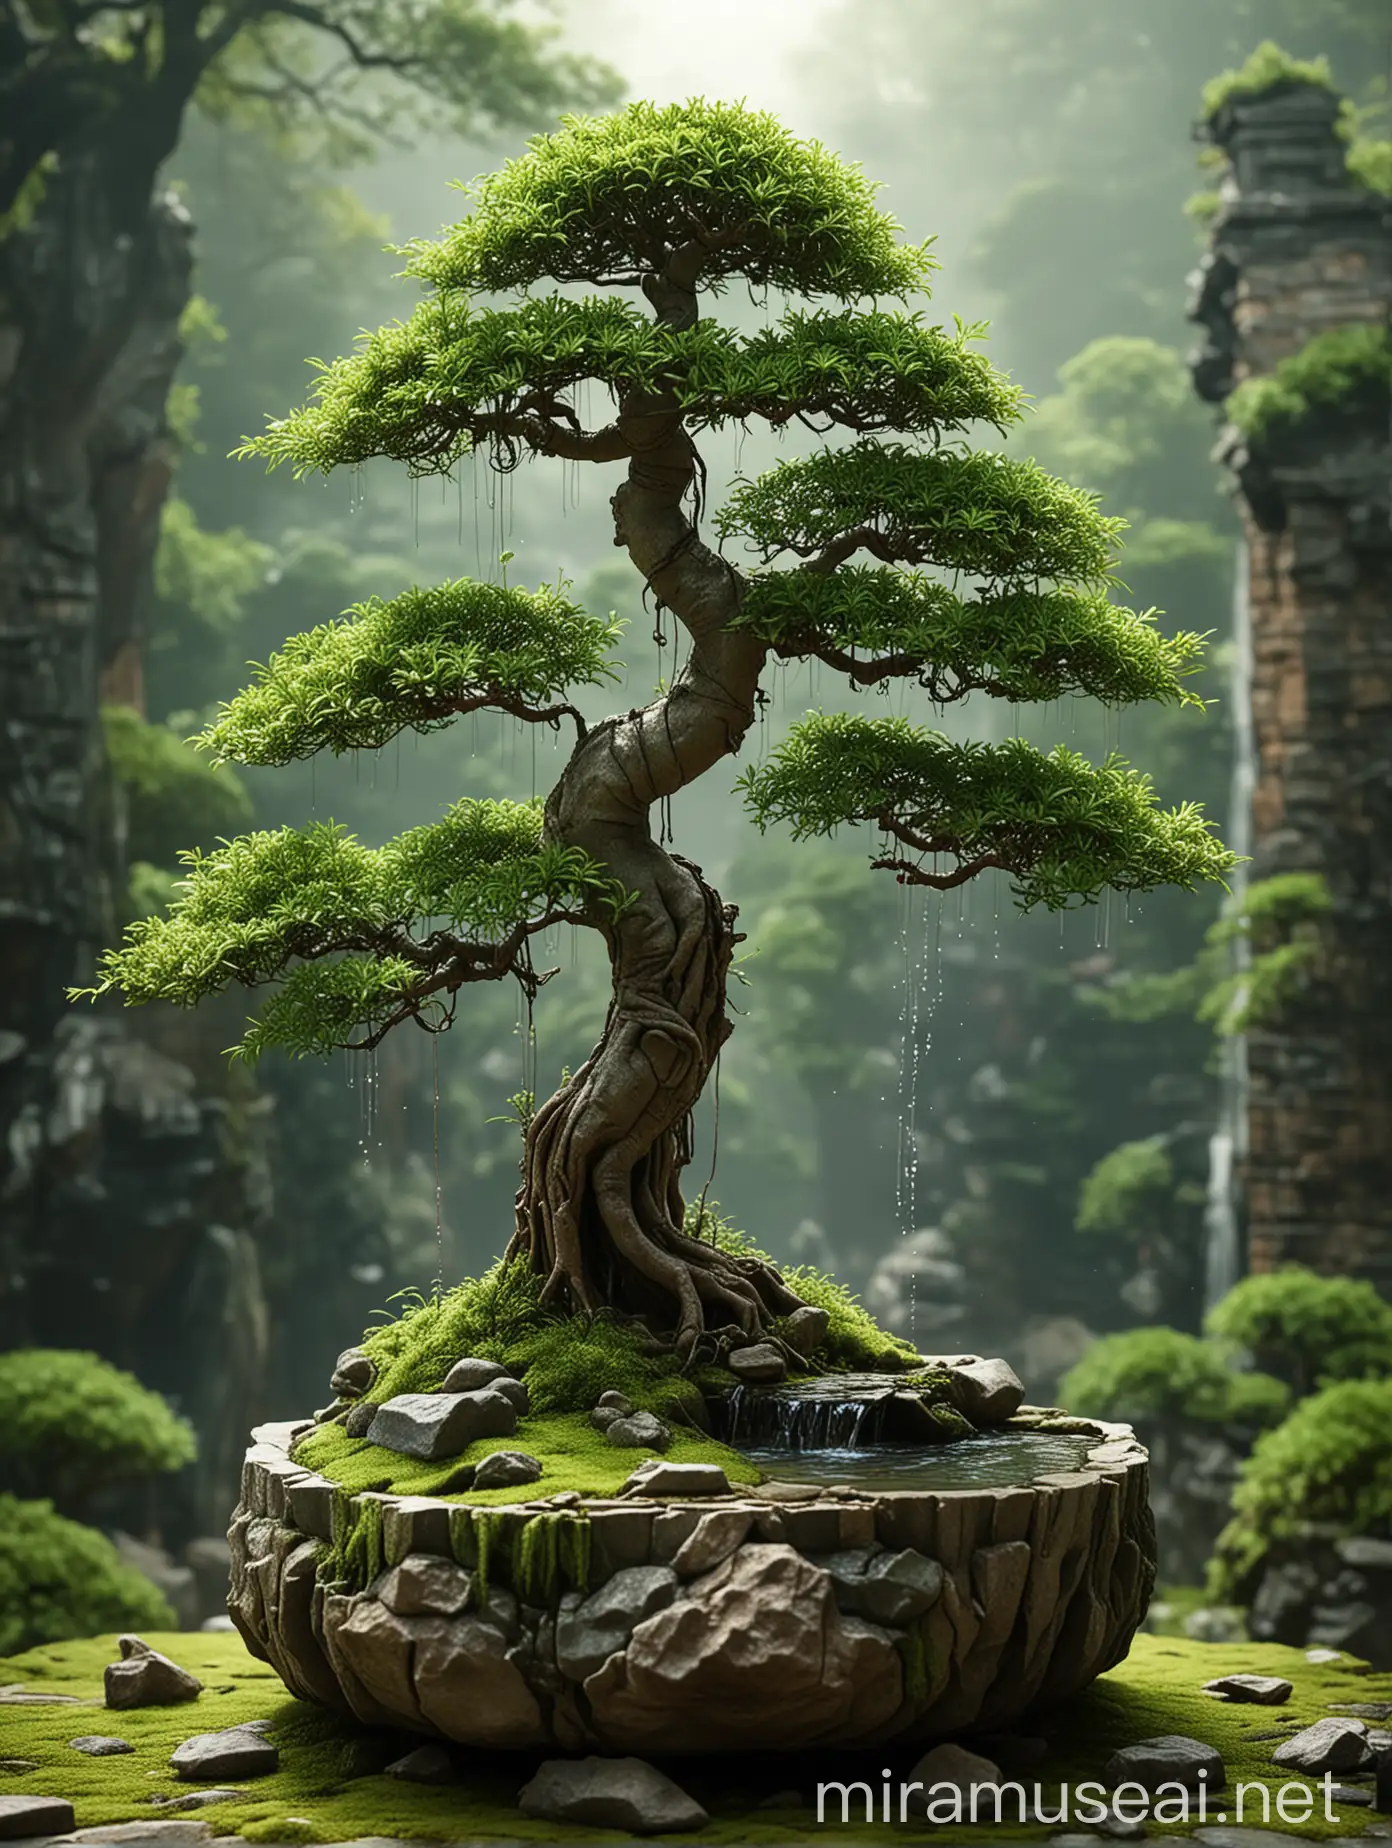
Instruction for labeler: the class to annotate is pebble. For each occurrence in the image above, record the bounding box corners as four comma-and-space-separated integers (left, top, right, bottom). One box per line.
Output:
605, 1411, 672, 1450
441, 1356, 514, 1393
69, 1735, 135, 1755
385, 1744, 455, 1783
103, 1636, 202, 1710
727, 1342, 787, 1384
1103, 1734, 1226, 1792
1203, 1674, 1293, 1706
621, 1459, 731, 1497
1271, 1716, 1371, 1773
169, 1725, 279, 1781
518, 1755, 708, 1834
472, 1450, 542, 1490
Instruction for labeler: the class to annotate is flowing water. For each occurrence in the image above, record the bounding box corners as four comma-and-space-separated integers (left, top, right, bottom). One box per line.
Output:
743, 1430, 1094, 1493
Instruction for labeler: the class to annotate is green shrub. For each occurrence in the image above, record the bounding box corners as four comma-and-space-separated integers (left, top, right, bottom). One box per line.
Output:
0, 1496, 174, 1653
103, 705, 252, 869
0, 1350, 196, 1510
1211, 1379, 1392, 1599
1061, 1326, 1289, 1429
1076, 1138, 1173, 1239
1225, 324, 1392, 444
1206, 1266, 1392, 1396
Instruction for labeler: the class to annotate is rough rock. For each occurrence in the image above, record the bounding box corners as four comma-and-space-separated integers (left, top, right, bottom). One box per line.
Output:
584, 1542, 903, 1750
488, 1376, 530, 1414
556, 1566, 681, 1681
949, 1356, 1026, 1423
598, 1388, 635, 1414
441, 1356, 514, 1393
69, 1735, 135, 1755
330, 1348, 375, 1398
727, 1342, 787, 1384
1204, 1674, 1293, 1705
150, 1788, 243, 1810
0, 1794, 76, 1838
386, 1744, 455, 1783
366, 1389, 517, 1459
782, 1305, 831, 1357
169, 1726, 279, 1781
672, 1510, 753, 1577
64, 1823, 215, 1842
104, 1636, 202, 1710
343, 1402, 376, 1438
1103, 1735, 1226, 1792
473, 1450, 542, 1491
906, 1742, 1009, 1817
1271, 1717, 1371, 1773
376, 1555, 473, 1618
605, 1411, 672, 1450
824, 1546, 944, 1626
620, 1459, 730, 1498
518, 1756, 708, 1834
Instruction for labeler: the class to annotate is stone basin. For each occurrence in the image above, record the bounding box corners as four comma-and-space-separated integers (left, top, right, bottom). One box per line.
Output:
227, 1393, 1156, 1754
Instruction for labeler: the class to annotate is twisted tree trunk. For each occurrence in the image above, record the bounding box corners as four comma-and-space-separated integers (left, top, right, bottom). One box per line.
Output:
509, 261, 805, 1356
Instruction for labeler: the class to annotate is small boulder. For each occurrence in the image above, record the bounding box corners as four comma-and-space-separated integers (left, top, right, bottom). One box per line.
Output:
1204, 1673, 1293, 1706
386, 1744, 455, 1784
367, 1389, 517, 1459
442, 1356, 515, 1394
782, 1305, 830, 1358
948, 1356, 1025, 1423
151, 1789, 242, 1811
556, 1566, 680, 1681
329, 1347, 375, 1399
1271, 1716, 1371, 1773
905, 1742, 1010, 1819
170, 1726, 279, 1782
343, 1401, 376, 1438
519, 1756, 708, 1834
621, 1459, 731, 1497
672, 1509, 753, 1576
727, 1342, 786, 1384
827, 1547, 944, 1626
590, 1404, 622, 1431
597, 1389, 635, 1414
104, 1636, 202, 1710
0, 1795, 76, 1839
489, 1376, 530, 1414
70, 1735, 135, 1756
1103, 1734, 1225, 1792
605, 1411, 672, 1450
473, 1450, 543, 1491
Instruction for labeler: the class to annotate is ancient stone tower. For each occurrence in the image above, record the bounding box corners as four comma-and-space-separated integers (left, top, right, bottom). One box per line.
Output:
1189, 78, 1392, 1290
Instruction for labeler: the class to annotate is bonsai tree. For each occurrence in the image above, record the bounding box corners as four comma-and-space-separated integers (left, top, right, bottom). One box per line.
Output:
87, 101, 1234, 1362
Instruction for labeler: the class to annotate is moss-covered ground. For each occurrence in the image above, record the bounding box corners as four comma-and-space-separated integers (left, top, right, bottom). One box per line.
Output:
294, 1409, 761, 1507
1, 1629, 1388, 1842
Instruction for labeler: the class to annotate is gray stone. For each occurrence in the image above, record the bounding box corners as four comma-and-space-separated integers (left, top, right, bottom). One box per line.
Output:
1329, 1784, 1373, 1804
621, 1458, 731, 1497
344, 1402, 376, 1438
1204, 1674, 1293, 1705
366, 1390, 517, 1459
1272, 1716, 1371, 1772
385, 1744, 455, 1783
65, 1824, 215, 1843
727, 1342, 787, 1383
590, 1405, 621, 1431
597, 1389, 635, 1413
1307, 1647, 1347, 1664
150, 1789, 243, 1810
0, 1795, 75, 1839
828, 1547, 944, 1626
169, 1725, 279, 1781
69, 1735, 135, 1755
488, 1376, 530, 1415
949, 1356, 1026, 1423
905, 1742, 1009, 1818
518, 1756, 708, 1834
376, 1555, 473, 1618
1104, 1734, 1226, 1792
441, 1356, 514, 1393
472, 1450, 542, 1491
103, 1636, 202, 1710
672, 1509, 753, 1576
198, 1615, 235, 1633
556, 1565, 681, 1681
330, 1348, 375, 1399
782, 1305, 831, 1357
1336, 1537, 1392, 1572
605, 1411, 672, 1450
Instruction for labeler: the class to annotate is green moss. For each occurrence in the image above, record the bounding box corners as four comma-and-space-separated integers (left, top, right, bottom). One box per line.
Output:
1060, 1327, 1290, 1429
0, 1629, 1388, 1841
1205, 1264, 1392, 1395
1076, 1138, 1174, 1239
102, 704, 252, 869
0, 1349, 196, 1508
1213, 1378, 1392, 1601
0, 1499, 175, 1654
1201, 42, 1334, 121
1225, 324, 1392, 443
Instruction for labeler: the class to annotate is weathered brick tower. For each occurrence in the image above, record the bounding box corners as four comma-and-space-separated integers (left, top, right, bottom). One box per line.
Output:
1189, 77, 1392, 1291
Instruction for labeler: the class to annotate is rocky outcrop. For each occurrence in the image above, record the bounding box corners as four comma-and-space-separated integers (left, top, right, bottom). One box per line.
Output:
1242, 1528, 1392, 1668
226, 1409, 1155, 1752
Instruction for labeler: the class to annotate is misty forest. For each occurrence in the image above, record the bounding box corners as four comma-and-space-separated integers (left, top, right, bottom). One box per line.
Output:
1, 0, 1391, 1839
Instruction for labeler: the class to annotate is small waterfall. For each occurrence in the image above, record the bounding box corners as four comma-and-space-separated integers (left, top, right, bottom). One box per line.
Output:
1204, 539, 1253, 1312
719, 1383, 889, 1450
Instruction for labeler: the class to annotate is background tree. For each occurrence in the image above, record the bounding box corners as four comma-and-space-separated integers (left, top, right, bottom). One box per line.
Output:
93, 101, 1234, 1358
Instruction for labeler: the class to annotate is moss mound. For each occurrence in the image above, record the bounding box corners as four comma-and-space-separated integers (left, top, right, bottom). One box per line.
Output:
1205, 1264, 1392, 1396
0, 1627, 1387, 1841
0, 1497, 175, 1654
1060, 1327, 1289, 1430
0, 1349, 196, 1507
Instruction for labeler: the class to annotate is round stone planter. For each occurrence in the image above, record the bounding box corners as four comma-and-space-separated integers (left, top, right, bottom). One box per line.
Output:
227, 1409, 1155, 1753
